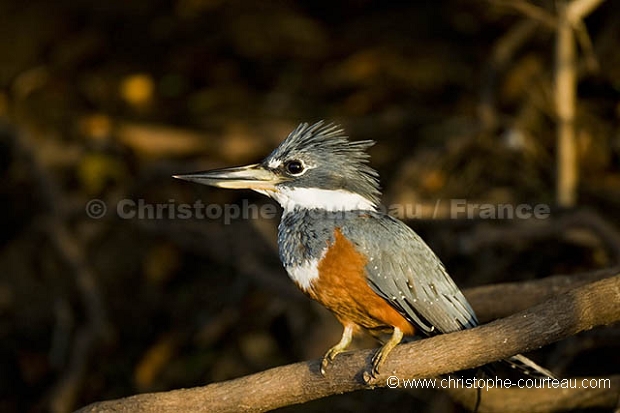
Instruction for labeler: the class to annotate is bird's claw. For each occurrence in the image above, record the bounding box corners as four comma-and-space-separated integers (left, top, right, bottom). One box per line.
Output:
362, 352, 381, 384
362, 370, 377, 384
320, 357, 330, 376
320, 349, 337, 376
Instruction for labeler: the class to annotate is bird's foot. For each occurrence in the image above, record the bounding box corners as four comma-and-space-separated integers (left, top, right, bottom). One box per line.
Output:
362, 348, 384, 384
320, 348, 338, 376
363, 327, 404, 384
320, 325, 354, 376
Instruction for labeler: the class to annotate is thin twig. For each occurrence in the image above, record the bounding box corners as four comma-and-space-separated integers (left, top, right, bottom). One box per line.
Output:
566, 0, 606, 22
556, 0, 578, 207
479, 19, 540, 131
486, 0, 557, 28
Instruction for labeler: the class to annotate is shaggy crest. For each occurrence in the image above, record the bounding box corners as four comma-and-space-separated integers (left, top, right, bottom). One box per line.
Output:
262, 121, 382, 207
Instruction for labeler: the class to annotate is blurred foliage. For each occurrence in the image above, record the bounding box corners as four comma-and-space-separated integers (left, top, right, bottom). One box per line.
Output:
1, 0, 620, 412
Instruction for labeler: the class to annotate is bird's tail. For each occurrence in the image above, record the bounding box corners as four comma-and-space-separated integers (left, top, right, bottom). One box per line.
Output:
503, 354, 557, 379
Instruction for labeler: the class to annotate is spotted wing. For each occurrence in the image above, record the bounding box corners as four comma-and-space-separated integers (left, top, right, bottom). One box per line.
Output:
341, 212, 478, 335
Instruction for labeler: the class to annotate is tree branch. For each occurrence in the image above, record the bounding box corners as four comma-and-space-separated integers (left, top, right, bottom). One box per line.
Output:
75, 273, 620, 413
464, 266, 618, 322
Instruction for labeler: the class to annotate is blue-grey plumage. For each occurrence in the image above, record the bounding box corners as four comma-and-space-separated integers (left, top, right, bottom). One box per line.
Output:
344, 212, 480, 333
174, 120, 556, 381
278, 208, 478, 335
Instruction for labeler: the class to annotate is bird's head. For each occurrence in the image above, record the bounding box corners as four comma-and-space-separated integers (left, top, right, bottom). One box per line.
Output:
174, 121, 381, 212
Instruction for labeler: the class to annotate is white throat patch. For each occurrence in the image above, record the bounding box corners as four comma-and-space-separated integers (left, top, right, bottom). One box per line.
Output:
261, 187, 376, 213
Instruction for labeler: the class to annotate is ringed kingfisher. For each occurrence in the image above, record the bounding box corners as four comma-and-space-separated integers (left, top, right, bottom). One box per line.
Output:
174, 121, 555, 382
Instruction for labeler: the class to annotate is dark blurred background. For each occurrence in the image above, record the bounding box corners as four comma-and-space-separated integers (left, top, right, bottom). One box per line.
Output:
1, 0, 620, 412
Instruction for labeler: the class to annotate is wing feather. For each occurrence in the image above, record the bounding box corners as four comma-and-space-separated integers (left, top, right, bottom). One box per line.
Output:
341, 213, 478, 335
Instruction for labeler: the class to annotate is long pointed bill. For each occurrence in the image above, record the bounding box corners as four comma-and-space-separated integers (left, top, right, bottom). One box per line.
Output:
173, 163, 281, 191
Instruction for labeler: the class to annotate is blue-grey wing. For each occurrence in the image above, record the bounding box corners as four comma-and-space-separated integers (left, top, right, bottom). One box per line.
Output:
341, 212, 478, 335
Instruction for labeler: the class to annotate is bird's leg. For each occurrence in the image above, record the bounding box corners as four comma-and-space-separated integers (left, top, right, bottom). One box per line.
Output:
320, 324, 354, 376
363, 327, 404, 383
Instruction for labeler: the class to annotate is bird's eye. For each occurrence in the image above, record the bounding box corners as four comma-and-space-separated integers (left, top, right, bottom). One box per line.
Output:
285, 160, 305, 175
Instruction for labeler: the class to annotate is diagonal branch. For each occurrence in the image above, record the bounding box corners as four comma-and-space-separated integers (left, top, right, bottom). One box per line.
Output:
75, 273, 620, 413
464, 266, 619, 322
